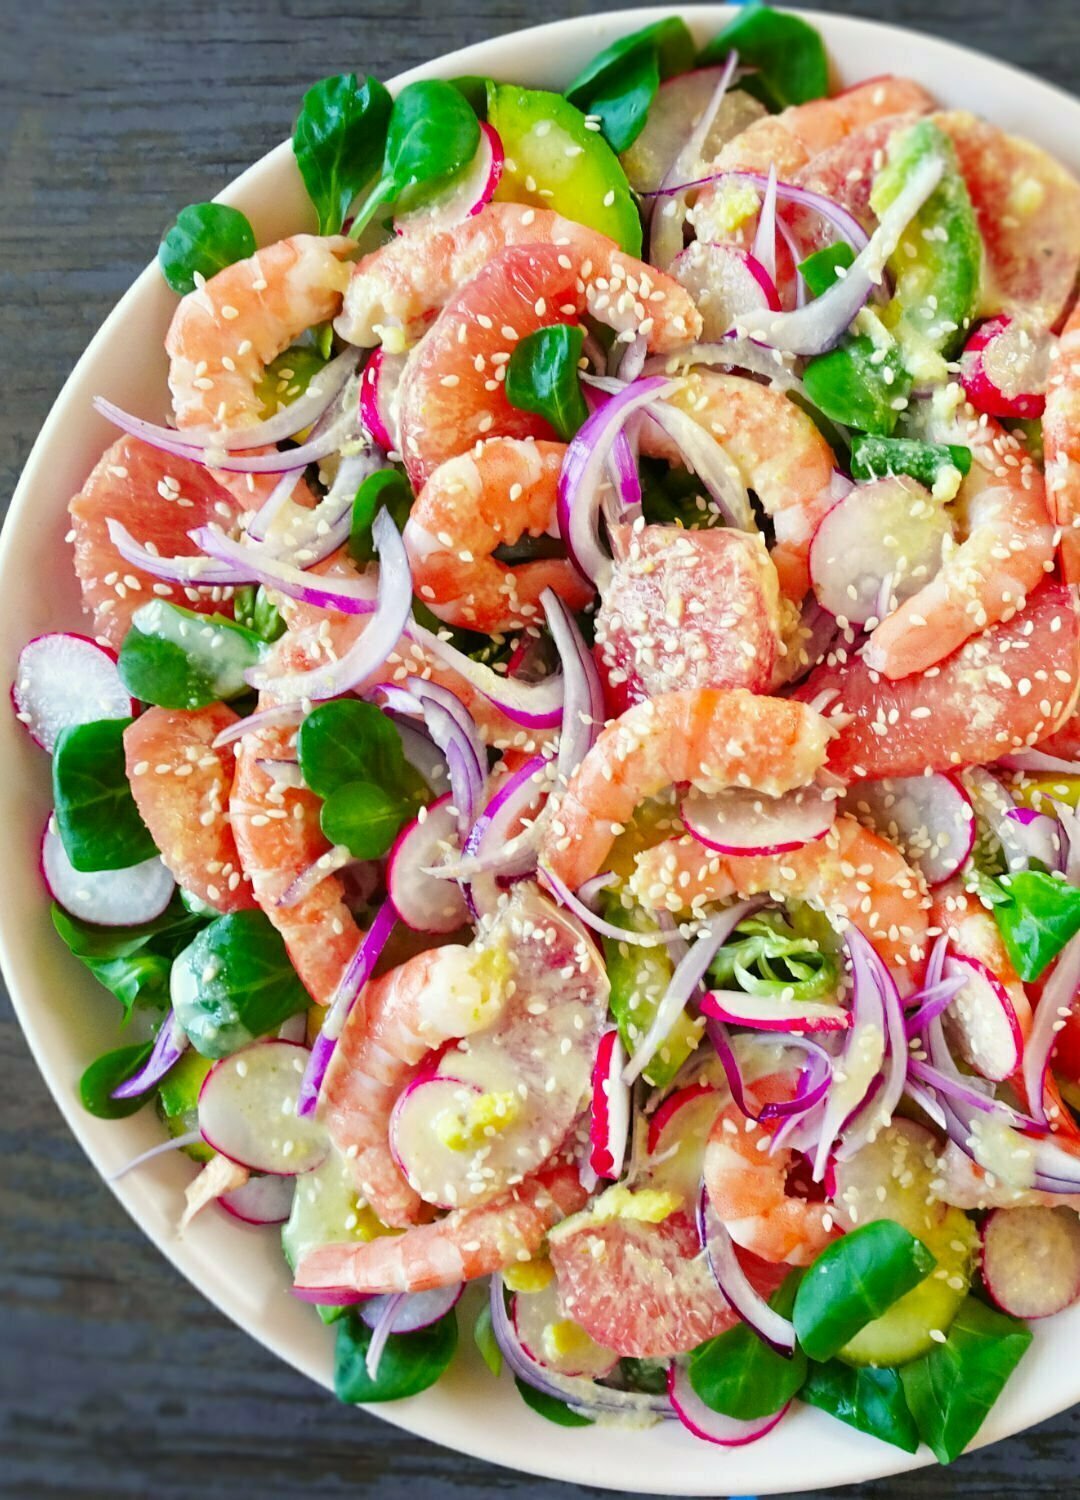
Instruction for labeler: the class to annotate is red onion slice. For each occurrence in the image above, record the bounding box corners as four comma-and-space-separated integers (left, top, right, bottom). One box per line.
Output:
406, 617, 564, 730
212, 701, 305, 749
751, 163, 779, 287
649, 51, 740, 270
540, 863, 691, 949
649, 168, 871, 255
111, 1010, 188, 1100
543, 590, 604, 784
697, 1188, 796, 1354
106, 519, 252, 586
1022, 933, 1080, 1126
643, 399, 754, 530
190, 525, 376, 613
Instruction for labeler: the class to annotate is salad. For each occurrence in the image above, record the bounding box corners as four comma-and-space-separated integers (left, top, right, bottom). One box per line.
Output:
12, 0, 1080, 1466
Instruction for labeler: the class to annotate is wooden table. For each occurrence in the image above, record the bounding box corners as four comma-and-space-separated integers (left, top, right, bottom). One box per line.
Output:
3, 1, 1079, 1494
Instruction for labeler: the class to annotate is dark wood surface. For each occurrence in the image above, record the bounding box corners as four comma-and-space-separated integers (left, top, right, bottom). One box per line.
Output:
3, 1, 1080, 1495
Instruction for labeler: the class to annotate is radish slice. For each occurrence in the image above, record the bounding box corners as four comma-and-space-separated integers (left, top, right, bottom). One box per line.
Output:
670, 242, 779, 341
278, 1012, 309, 1045
40, 818, 175, 925
387, 794, 469, 933
646, 1084, 725, 1204
961, 314, 1050, 420
13, 633, 135, 752
359, 1283, 463, 1334
682, 783, 836, 857
700, 990, 850, 1033
198, 1041, 328, 1175
219, 1173, 296, 1225
511, 1279, 619, 1379
621, 68, 765, 195
840, 773, 976, 887
394, 122, 504, 235
1003, 806, 1065, 872
588, 1029, 630, 1180
358, 347, 406, 452
810, 476, 952, 627
389, 1075, 484, 1209
668, 1364, 789, 1447
941, 954, 1024, 1082
982, 1205, 1080, 1318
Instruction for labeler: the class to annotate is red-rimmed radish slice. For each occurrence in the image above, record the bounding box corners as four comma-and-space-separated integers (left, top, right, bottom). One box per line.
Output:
960, 314, 1050, 420
671, 242, 779, 341
13, 633, 134, 752
941, 954, 1024, 1082
511, 1278, 619, 1379
682, 783, 835, 857
358, 347, 407, 452
589, 1028, 630, 1180
810, 476, 951, 627
387, 794, 469, 933
646, 1084, 726, 1204
389, 1075, 484, 1209
394, 122, 504, 235
1004, 806, 1064, 872
982, 1205, 1080, 1318
667, 1364, 790, 1447
218, 1173, 296, 1225
700, 990, 850, 1033
278, 1012, 309, 1045
621, 68, 765, 195
359, 1284, 463, 1334
40, 818, 175, 925
840, 772, 976, 887
198, 1041, 328, 1175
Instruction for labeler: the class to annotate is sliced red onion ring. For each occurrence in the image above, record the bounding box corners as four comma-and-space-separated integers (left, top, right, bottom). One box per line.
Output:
543, 590, 604, 784
489, 1275, 672, 1419
540, 864, 692, 949
697, 1188, 796, 1353
277, 844, 355, 909
998, 749, 1080, 776
643, 399, 754, 531
373, 679, 486, 836
776, 216, 808, 308
107, 1128, 204, 1182
361, 1285, 464, 1379
644, 335, 804, 392
406, 617, 564, 730
1022, 932, 1080, 1126
831, 930, 907, 1164
734, 153, 945, 356
902, 975, 967, 1038
581, 383, 641, 511
105, 519, 251, 585
804, 931, 884, 1178
190, 525, 376, 613
649, 51, 740, 270
649, 169, 870, 255
297, 897, 397, 1116
431, 755, 550, 883
708, 1019, 833, 1122
904, 1076, 948, 1131
212, 701, 305, 749
246, 471, 304, 543
246, 511, 411, 701
111, 1011, 188, 1100
752, 163, 779, 287
623, 901, 763, 1084
557, 376, 675, 583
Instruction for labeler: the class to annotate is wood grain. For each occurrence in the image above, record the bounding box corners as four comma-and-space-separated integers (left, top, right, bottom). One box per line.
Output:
3, 1, 1080, 1494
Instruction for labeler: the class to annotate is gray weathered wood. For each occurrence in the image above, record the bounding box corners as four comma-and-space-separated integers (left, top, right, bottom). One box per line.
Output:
3, 1, 1080, 1494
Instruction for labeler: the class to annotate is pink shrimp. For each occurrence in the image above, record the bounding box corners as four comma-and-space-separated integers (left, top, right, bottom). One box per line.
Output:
165, 234, 354, 432
538, 687, 831, 894
293, 1162, 588, 1294
335, 201, 701, 351
704, 1074, 841, 1266
640, 371, 838, 602
404, 437, 592, 631
229, 719, 362, 1003
864, 410, 1055, 680
630, 814, 931, 980
1043, 298, 1080, 584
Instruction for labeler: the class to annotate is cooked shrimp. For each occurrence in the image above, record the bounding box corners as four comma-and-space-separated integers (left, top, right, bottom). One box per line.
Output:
336, 202, 701, 351
293, 1162, 588, 1294
864, 410, 1055, 679
230, 718, 363, 1002
538, 687, 831, 893
630, 814, 931, 978
641, 371, 837, 601
1043, 298, 1080, 584
705, 1074, 841, 1265
321, 943, 507, 1226
166, 234, 354, 431
405, 438, 592, 631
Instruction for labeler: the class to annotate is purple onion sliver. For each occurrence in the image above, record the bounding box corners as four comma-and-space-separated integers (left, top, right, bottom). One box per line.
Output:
94, 395, 348, 474
106, 519, 252, 586
697, 1187, 796, 1354
405, 618, 564, 730
190, 525, 378, 614
112, 1011, 188, 1099
1022, 931, 1080, 1126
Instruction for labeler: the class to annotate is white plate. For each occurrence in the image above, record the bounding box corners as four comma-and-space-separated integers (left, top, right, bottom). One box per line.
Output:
2, 7, 1078, 1492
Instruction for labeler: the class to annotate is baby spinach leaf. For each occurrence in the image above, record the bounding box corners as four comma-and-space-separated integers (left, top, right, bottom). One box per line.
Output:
171, 910, 309, 1059
296, 699, 414, 800
850, 434, 972, 490
158, 203, 257, 295
349, 470, 413, 564
293, 73, 393, 235
793, 1220, 937, 1363
118, 601, 265, 711
976, 869, 1080, 981
232, 585, 286, 644
80, 1042, 156, 1119
335, 1308, 458, 1403
801, 1361, 920, 1454
450, 75, 491, 119
689, 1271, 807, 1419
320, 781, 412, 861
564, 17, 694, 154
473, 1301, 503, 1377
52, 719, 157, 873
699, 1, 829, 109
349, 80, 481, 240
515, 1377, 594, 1426
52, 898, 206, 1019
803, 336, 912, 436
798, 242, 855, 299
900, 1298, 1032, 1464
506, 325, 589, 442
